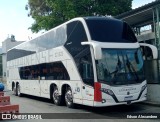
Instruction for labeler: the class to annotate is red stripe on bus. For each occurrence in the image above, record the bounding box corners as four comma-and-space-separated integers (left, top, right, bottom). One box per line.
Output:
94, 82, 102, 102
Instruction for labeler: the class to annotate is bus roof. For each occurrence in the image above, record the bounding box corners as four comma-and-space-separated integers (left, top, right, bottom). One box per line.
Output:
7, 16, 122, 52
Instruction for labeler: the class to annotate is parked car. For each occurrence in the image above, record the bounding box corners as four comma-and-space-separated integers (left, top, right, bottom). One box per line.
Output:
0, 82, 5, 91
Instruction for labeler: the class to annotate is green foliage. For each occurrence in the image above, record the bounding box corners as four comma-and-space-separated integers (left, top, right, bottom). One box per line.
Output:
26, 0, 133, 33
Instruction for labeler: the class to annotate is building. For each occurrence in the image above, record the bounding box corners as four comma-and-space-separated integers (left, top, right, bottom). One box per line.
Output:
0, 48, 2, 81
2, 35, 24, 83
116, 0, 160, 103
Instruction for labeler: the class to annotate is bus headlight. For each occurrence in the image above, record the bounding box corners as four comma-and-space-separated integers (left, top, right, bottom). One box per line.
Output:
101, 88, 114, 96
101, 88, 119, 103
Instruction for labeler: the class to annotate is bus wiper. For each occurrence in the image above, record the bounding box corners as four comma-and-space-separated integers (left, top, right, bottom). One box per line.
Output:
111, 55, 122, 78
115, 55, 122, 73
125, 55, 139, 81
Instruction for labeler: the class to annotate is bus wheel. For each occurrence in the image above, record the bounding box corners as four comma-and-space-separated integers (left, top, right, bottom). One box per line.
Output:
65, 87, 74, 108
17, 84, 22, 97
52, 87, 62, 105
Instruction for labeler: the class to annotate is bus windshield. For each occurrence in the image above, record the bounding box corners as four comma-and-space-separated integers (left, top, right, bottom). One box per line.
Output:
96, 48, 145, 85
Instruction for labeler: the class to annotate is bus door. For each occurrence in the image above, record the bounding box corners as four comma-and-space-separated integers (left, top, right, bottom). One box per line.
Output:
80, 63, 94, 105
29, 77, 41, 96
38, 63, 49, 97
27, 65, 41, 96
39, 76, 49, 97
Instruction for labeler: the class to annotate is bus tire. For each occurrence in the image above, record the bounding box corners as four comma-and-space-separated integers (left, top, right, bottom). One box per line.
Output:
16, 84, 22, 97
52, 87, 62, 106
65, 87, 74, 108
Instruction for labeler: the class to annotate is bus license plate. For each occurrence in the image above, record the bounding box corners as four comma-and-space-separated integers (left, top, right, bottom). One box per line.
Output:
124, 96, 133, 101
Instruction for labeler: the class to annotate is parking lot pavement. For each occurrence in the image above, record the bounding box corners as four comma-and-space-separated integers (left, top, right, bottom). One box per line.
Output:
1, 90, 160, 121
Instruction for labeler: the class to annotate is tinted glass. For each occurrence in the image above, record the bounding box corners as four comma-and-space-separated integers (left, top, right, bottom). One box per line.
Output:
85, 18, 137, 43
78, 47, 94, 86
7, 26, 67, 61
96, 48, 145, 85
64, 21, 94, 86
65, 21, 88, 57
7, 49, 35, 62
19, 62, 70, 80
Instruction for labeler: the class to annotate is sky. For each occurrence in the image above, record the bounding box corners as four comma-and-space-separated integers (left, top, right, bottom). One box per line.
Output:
0, 0, 156, 46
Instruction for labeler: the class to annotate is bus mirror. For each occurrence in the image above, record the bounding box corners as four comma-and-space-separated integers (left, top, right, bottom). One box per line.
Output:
81, 42, 102, 60
93, 45, 102, 60
139, 43, 158, 59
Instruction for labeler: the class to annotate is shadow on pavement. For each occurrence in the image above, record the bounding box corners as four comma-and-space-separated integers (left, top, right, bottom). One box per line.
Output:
18, 93, 145, 115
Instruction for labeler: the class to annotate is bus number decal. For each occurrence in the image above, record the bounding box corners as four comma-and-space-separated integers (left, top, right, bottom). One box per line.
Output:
55, 52, 63, 57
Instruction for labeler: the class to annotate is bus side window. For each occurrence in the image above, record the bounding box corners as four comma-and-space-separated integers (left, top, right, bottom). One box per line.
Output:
81, 63, 94, 85
80, 64, 94, 86
79, 49, 94, 86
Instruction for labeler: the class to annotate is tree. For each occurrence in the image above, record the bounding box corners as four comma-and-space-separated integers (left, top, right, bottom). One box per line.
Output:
26, 0, 133, 33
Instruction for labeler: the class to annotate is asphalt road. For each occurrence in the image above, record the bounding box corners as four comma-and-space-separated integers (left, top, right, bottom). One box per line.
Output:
2, 90, 160, 122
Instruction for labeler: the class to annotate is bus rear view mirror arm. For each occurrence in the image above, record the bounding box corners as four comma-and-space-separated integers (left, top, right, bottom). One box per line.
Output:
139, 43, 158, 59
81, 42, 102, 60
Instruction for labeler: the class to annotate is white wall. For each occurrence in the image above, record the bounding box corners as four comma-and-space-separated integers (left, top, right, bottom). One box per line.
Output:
2, 38, 24, 53
2, 38, 24, 81
2, 54, 6, 76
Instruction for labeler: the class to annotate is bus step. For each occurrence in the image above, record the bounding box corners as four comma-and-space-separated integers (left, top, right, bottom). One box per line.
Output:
0, 104, 19, 114
0, 92, 4, 97
0, 96, 10, 106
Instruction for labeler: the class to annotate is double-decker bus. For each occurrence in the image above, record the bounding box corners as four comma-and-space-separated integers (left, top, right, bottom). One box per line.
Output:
6, 17, 157, 108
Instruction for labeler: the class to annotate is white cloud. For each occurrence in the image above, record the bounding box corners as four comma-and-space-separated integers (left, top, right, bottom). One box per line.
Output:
0, 28, 41, 46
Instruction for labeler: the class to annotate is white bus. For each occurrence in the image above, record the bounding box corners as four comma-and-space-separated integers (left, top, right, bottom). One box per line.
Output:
7, 17, 157, 108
